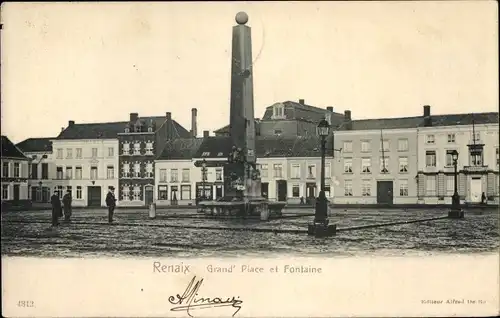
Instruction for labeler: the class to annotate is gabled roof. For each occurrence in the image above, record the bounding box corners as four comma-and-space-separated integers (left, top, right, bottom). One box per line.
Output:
338, 112, 499, 131
188, 135, 335, 159
56, 116, 190, 140
16, 137, 54, 153
157, 138, 205, 160
1, 135, 29, 160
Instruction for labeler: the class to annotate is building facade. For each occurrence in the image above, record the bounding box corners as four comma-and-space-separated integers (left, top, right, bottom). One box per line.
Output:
16, 137, 56, 204
1, 135, 30, 208
416, 110, 499, 204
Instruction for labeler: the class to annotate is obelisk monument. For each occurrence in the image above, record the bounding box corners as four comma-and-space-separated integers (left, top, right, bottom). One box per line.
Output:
226, 12, 262, 201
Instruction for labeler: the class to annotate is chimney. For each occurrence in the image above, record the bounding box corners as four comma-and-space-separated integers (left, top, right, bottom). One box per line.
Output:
191, 108, 198, 137
61, 127, 65, 132
203, 130, 209, 138
344, 110, 352, 130
299, 99, 305, 105
255, 118, 261, 136
166, 112, 172, 121
326, 106, 334, 112
68, 120, 75, 126
130, 113, 139, 122
423, 105, 432, 127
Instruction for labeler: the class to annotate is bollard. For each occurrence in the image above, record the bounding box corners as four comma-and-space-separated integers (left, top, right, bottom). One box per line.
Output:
260, 203, 270, 221
149, 203, 156, 219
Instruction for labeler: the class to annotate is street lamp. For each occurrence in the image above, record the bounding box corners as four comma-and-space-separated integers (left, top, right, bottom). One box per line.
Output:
449, 150, 464, 219
308, 119, 336, 237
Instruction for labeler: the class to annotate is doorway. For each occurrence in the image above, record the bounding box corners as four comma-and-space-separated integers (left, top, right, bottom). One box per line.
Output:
469, 177, 482, 203
277, 180, 287, 201
13, 185, 20, 201
87, 186, 102, 207
261, 182, 269, 199
306, 183, 316, 199
376, 181, 394, 204
144, 185, 154, 206
215, 185, 223, 199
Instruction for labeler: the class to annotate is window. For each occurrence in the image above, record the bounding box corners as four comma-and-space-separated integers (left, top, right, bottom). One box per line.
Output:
56, 148, 63, 159
324, 185, 331, 198
273, 164, 283, 178
56, 166, 63, 179
2, 162, 9, 177
171, 169, 178, 182
122, 143, 130, 155
182, 169, 190, 182
470, 151, 483, 166
66, 166, 73, 179
425, 151, 436, 167
343, 141, 353, 153
30, 163, 38, 179
343, 158, 353, 173
134, 163, 141, 178
122, 185, 131, 201
133, 186, 140, 201
399, 157, 408, 173
76, 186, 82, 199
181, 185, 191, 200
496, 148, 499, 166
107, 166, 114, 179
122, 163, 130, 178
398, 139, 409, 152
76, 148, 82, 159
380, 139, 390, 152
274, 129, 283, 135
446, 175, 454, 195
57, 186, 63, 199
160, 169, 167, 182
292, 185, 300, 197
361, 158, 371, 173
125, 127, 130, 133
158, 185, 168, 200
90, 166, 98, 180
426, 177, 436, 196
306, 165, 315, 179
273, 104, 285, 119
108, 147, 114, 157
66, 186, 72, 195
380, 157, 389, 173
426, 135, 435, 144
361, 180, 371, 196
472, 132, 480, 142
66, 148, 73, 159
2, 185, 8, 200
361, 141, 371, 152
201, 152, 210, 157
41, 163, 48, 179
146, 163, 154, 178
260, 164, 268, 178
399, 180, 408, 196
344, 180, 353, 196
447, 134, 456, 143
145, 141, 154, 155
445, 150, 457, 167
171, 185, 179, 200
133, 143, 141, 155
148, 127, 153, 132
291, 164, 300, 179
91, 148, 98, 158
215, 169, 222, 181
325, 163, 331, 179
13, 163, 20, 177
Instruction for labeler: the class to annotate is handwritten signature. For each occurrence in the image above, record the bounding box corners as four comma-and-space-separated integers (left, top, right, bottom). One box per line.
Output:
168, 276, 243, 317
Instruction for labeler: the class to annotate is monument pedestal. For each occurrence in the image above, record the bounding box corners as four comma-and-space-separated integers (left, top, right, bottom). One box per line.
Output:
448, 209, 464, 219
308, 222, 336, 237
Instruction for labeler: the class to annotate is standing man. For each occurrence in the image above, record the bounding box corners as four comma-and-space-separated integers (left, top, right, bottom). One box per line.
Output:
105, 186, 117, 223
50, 191, 61, 227
62, 189, 73, 222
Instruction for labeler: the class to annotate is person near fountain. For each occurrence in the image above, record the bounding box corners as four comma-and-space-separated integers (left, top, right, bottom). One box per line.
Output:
62, 190, 73, 222
105, 187, 117, 223
50, 191, 62, 227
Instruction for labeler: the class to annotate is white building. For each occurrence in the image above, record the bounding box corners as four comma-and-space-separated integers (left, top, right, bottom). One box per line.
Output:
1, 135, 30, 207
416, 109, 499, 204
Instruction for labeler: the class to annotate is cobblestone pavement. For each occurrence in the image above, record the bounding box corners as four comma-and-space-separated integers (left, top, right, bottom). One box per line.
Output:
1, 208, 498, 258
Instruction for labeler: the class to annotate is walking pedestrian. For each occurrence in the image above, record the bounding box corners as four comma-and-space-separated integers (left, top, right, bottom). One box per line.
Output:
105, 186, 117, 223
62, 190, 72, 222
50, 191, 61, 227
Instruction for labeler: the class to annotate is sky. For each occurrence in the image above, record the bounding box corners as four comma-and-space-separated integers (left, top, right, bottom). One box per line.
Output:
1, 1, 498, 143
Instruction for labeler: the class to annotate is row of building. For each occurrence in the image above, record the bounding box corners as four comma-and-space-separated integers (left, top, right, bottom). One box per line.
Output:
1, 100, 499, 208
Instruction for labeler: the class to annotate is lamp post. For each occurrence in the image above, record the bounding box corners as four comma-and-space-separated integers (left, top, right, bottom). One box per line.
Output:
308, 119, 336, 237
449, 150, 464, 219
201, 159, 208, 201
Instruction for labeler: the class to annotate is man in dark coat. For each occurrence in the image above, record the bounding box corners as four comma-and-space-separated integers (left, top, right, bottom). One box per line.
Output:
62, 190, 72, 222
50, 191, 61, 226
105, 187, 117, 223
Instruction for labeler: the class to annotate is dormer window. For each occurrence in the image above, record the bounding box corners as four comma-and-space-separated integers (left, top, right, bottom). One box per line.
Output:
272, 103, 285, 119
124, 127, 130, 133
148, 127, 153, 132
202, 152, 210, 157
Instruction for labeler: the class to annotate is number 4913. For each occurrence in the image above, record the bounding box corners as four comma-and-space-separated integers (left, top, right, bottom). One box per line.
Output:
17, 300, 35, 308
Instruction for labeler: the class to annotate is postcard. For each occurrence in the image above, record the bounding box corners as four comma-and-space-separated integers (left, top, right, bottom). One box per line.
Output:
1, 1, 499, 317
